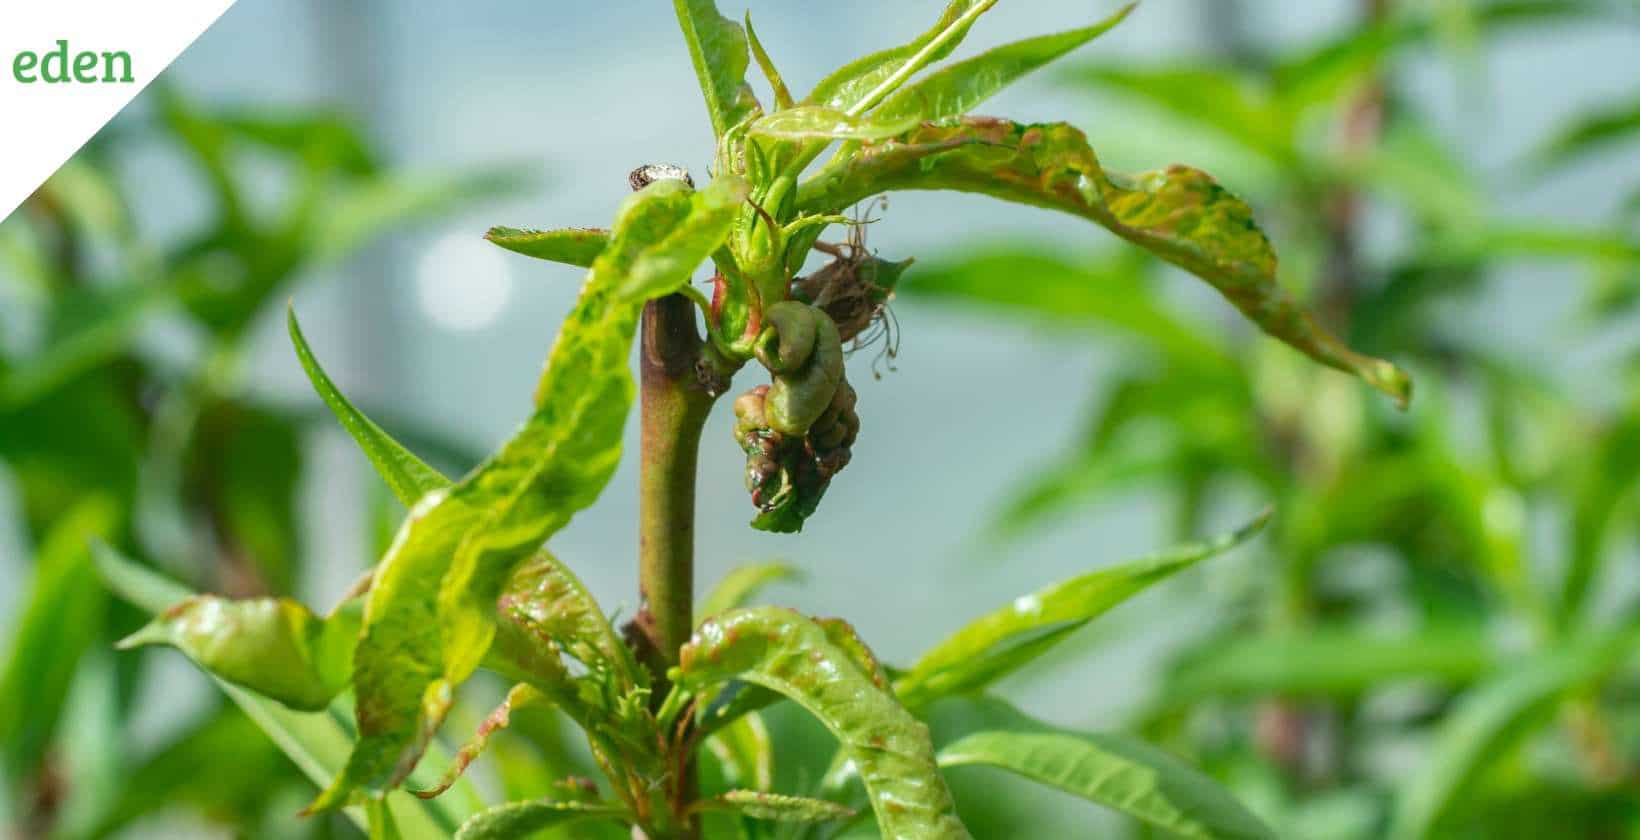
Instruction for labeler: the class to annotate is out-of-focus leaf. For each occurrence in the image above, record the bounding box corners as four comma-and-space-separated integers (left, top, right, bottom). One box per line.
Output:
936, 698, 1274, 840
0, 278, 179, 408
369, 797, 405, 840
901, 245, 1229, 367
797, 118, 1411, 406
679, 607, 971, 839
454, 800, 626, 839
187, 400, 304, 593
484, 226, 610, 269
896, 512, 1269, 706
747, 107, 919, 142
1059, 65, 1293, 164
673, 0, 759, 137
705, 790, 855, 823
213, 106, 379, 175
313, 176, 746, 810
0, 495, 119, 781
118, 595, 363, 712
1387, 627, 1640, 840
804, 0, 1000, 115
705, 712, 774, 793
1531, 96, 1640, 173
1160, 624, 1496, 703
310, 167, 525, 263
95, 544, 479, 836
874, 6, 1134, 125
1560, 409, 1640, 627
700, 561, 801, 622
288, 306, 447, 507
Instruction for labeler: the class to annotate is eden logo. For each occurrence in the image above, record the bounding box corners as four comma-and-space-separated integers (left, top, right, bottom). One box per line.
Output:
12, 40, 134, 84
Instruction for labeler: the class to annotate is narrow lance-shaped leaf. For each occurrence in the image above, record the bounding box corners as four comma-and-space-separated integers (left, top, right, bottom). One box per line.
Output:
744, 13, 794, 110
699, 561, 802, 622
289, 305, 447, 506
896, 510, 1270, 706
747, 107, 920, 142
703, 791, 856, 823
804, 0, 1001, 115
310, 175, 746, 811
678, 606, 972, 839
673, 0, 759, 137
932, 697, 1275, 840
1387, 628, 1640, 840
872, 5, 1135, 125
796, 118, 1411, 405
484, 226, 610, 269
454, 800, 626, 840
119, 595, 363, 712
0, 496, 119, 781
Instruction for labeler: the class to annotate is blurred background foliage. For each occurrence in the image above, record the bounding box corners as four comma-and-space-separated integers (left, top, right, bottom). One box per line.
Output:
2, 0, 1639, 838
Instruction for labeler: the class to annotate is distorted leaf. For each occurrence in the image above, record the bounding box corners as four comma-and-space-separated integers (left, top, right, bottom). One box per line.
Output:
705, 790, 855, 823
454, 800, 625, 839
679, 607, 971, 838
313, 176, 744, 810
748, 106, 919, 142
483, 226, 610, 268
119, 595, 363, 712
310, 167, 525, 263
896, 511, 1269, 706
95, 544, 478, 836
797, 118, 1411, 405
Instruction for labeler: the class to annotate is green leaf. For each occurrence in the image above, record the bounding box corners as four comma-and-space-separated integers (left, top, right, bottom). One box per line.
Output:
1530, 94, 1640, 173
936, 699, 1274, 840
902, 245, 1229, 367
288, 305, 448, 507
310, 167, 526, 263
699, 562, 802, 622
94, 545, 478, 836
705, 790, 855, 823
484, 226, 610, 269
411, 683, 543, 799
805, 0, 1001, 116
454, 800, 625, 840
704, 712, 774, 793
679, 607, 971, 839
747, 106, 920, 142
673, 0, 760, 137
118, 595, 363, 712
1060, 64, 1293, 164
0, 496, 120, 781
873, 5, 1134, 125
744, 13, 794, 110
896, 511, 1269, 706
796, 118, 1411, 406
0, 278, 180, 409
313, 176, 745, 811
1560, 409, 1640, 627
1160, 624, 1497, 704
1387, 628, 1640, 840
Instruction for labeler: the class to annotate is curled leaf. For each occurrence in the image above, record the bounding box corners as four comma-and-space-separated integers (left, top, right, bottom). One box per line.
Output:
311, 176, 745, 811
412, 684, 544, 799
748, 107, 919, 142
454, 799, 625, 840
679, 607, 971, 839
705, 790, 856, 823
119, 595, 362, 712
797, 118, 1411, 405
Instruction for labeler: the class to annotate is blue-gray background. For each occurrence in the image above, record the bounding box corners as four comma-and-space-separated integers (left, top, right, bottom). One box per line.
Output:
6, 1, 1636, 835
